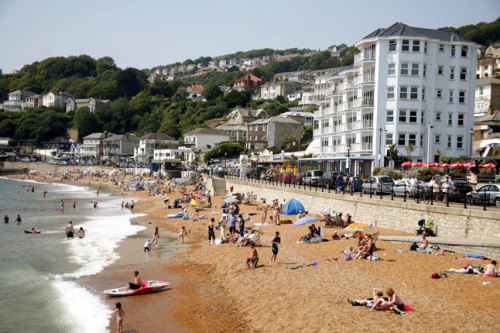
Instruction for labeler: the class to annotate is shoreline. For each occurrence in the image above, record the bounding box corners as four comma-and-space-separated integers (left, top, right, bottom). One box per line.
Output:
4, 164, 500, 332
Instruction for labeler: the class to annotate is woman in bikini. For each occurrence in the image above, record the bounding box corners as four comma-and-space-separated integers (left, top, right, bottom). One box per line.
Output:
115, 302, 124, 333
483, 260, 498, 277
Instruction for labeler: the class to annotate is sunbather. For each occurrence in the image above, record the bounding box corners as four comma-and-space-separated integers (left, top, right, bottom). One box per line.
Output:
298, 226, 313, 243
352, 240, 370, 260
483, 261, 498, 277
445, 265, 483, 274
386, 288, 405, 314
347, 288, 391, 311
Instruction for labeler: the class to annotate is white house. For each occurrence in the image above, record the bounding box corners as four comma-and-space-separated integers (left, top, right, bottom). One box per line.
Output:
42, 91, 73, 108
308, 22, 479, 177
183, 128, 230, 151
79, 133, 107, 159
134, 133, 178, 163
2, 90, 35, 111
279, 111, 314, 127
474, 78, 500, 118
102, 133, 139, 159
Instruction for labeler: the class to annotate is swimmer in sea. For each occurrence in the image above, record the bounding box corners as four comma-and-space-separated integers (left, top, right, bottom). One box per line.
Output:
60, 200, 64, 213
65, 221, 74, 239
4, 215, 9, 223
16, 214, 22, 223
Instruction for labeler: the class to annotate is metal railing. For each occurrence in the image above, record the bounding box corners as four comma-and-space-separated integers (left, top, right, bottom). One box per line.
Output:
223, 175, 494, 211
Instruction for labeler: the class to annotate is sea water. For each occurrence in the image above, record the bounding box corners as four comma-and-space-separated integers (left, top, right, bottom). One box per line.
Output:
0, 177, 145, 332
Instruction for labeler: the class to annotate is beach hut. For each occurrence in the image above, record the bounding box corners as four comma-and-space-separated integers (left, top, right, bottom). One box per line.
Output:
281, 199, 306, 215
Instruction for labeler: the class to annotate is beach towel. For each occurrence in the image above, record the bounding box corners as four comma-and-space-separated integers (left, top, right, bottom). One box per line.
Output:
167, 212, 183, 219
394, 250, 407, 253
383, 304, 415, 312
462, 254, 488, 259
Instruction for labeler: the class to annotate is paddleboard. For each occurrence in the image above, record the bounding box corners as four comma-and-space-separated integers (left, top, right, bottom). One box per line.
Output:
102, 280, 169, 297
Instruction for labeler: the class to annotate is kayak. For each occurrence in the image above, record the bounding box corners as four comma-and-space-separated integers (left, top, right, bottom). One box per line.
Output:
25, 230, 41, 234
102, 280, 170, 297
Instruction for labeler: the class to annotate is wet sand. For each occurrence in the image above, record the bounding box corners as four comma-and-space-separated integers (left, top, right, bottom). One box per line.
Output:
8, 167, 500, 332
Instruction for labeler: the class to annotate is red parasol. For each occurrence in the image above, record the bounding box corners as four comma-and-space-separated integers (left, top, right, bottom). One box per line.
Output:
401, 161, 412, 167
438, 162, 449, 167
412, 161, 424, 167
426, 162, 437, 167
450, 162, 464, 168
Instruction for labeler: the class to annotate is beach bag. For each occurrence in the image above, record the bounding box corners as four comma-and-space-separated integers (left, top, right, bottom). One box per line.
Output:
342, 249, 351, 261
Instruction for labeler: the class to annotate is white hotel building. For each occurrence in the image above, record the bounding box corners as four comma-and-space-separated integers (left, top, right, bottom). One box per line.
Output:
304, 22, 479, 177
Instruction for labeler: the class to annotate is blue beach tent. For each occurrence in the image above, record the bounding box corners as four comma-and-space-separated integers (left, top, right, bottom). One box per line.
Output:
281, 199, 306, 215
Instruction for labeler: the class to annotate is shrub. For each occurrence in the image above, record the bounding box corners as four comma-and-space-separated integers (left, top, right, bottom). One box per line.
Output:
373, 167, 402, 180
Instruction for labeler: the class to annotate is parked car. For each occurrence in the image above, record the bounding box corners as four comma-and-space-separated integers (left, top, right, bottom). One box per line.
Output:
21, 157, 31, 162
279, 172, 294, 183
292, 172, 304, 184
303, 170, 324, 185
362, 175, 394, 194
48, 160, 59, 165
68, 160, 78, 166
466, 184, 500, 207
392, 179, 425, 197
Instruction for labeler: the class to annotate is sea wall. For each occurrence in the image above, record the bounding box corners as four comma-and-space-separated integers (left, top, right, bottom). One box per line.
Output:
223, 178, 500, 241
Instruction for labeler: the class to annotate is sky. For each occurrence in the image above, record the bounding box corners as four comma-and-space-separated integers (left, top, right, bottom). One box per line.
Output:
0, 0, 498, 73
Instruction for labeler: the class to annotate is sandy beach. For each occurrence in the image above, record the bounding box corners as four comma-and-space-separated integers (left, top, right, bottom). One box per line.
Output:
7, 163, 500, 332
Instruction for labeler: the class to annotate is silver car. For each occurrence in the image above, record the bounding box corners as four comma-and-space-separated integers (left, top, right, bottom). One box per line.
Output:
392, 179, 425, 197
303, 170, 323, 185
362, 175, 394, 194
466, 184, 500, 207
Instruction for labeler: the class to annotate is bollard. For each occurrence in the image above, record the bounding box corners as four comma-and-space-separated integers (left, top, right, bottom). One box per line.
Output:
380, 186, 383, 199
403, 182, 407, 202
446, 192, 449, 207
483, 187, 487, 211
463, 192, 467, 209
391, 184, 394, 201
370, 182, 373, 198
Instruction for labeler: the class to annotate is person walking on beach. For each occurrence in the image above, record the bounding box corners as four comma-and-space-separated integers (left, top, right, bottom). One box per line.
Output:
42, 190, 47, 198
4, 215, 9, 224
177, 226, 186, 244
130, 200, 134, 210
65, 221, 74, 239
72, 200, 77, 209
246, 243, 259, 269
115, 302, 124, 333
208, 218, 216, 245
152, 227, 159, 248
238, 214, 245, 237
260, 200, 268, 223
270, 231, 281, 264
219, 214, 228, 241
59, 200, 64, 213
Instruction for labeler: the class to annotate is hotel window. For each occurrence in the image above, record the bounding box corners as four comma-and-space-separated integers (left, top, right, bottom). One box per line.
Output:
422, 88, 426, 101
438, 66, 443, 75
447, 136, 452, 148
460, 68, 467, 80
461, 46, 468, 57
410, 87, 418, 99
400, 86, 408, 99
435, 135, 441, 144
424, 42, 428, 53
451, 45, 456, 57
448, 113, 453, 126
386, 133, 393, 145
409, 110, 418, 123
479, 86, 484, 95
420, 134, 424, 147
388, 63, 395, 75
400, 63, 409, 75
423, 64, 427, 77
459, 91, 465, 103
387, 86, 395, 99
411, 63, 419, 76
398, 133, 406, 146
402, 40, 410, 51
436, 112, 441, 121
458, 114, 464, 126
421, 111, 425, 123
399, 110, 407, 123
386, 110, 394, 123
450, 67, 455, 80
439, 44, 444, 52
457, 136, 463, 149
412, 40, 420, 52
449, 90, 454, 103
409, 134, 417, 145
389, 40, 397, 52
436, 89, 442, 98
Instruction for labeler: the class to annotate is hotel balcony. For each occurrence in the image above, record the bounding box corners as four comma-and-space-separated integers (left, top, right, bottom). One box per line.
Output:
354, 50, 376, 63
353, 98, 374, 108
354, 74, 375, 86
352, 120, 374, 130
351, 143, 373, 153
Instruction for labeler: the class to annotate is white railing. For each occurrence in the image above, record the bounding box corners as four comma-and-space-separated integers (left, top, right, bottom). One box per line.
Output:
355, 51, 376, 63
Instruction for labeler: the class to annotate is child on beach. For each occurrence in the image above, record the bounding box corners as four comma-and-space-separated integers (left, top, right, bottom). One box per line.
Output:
178, 226, 186, 244
152, 227, 159, 248
208, 218, 216, 245
144, 239, 151, 252
115, 302, 124, 333
271, 231, 281, 263
246, 243, 259, 269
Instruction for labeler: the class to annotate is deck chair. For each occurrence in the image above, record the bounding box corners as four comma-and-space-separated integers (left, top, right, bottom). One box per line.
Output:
372, 231, 379, 251
253, 228, 263, 246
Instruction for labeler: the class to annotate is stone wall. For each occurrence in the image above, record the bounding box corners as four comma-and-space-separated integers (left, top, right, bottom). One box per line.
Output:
225, 178, 500, 241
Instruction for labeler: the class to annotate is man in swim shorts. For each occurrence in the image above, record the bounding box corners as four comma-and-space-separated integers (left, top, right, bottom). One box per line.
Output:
65, 221, 74, 239
125, 271, 142, 290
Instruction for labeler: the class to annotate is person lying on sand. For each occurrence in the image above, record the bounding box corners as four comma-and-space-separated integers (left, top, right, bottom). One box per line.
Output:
348, 288, 391, 311
446, 265, 483, 275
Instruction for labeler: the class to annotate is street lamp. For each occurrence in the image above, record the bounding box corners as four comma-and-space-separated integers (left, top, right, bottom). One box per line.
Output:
426, 122, 434, 164
378, 127, 387, 168
224, 152, 227, 168
469, 127, 474, 158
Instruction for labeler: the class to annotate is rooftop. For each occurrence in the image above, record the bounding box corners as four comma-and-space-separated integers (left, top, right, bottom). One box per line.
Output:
248, 116, 301, 125
140, 133, 175, 141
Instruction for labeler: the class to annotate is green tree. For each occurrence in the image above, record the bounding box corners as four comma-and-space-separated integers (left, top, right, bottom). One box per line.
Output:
0, 119, 16, 137
74, 107, 101, 140
202, 82, 223, 101
115, 68, 147, 98
203, 142, 244, 163
405, 143, 415, 160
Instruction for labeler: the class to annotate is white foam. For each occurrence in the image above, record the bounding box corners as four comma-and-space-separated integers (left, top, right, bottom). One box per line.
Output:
52, 279, 111, 333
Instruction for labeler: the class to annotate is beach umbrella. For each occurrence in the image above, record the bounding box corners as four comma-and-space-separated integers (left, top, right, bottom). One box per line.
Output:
345, 223, 373, 231
281, 199, 306, 215
426, 162, 437, 168
482, 162, 496, 168
401, 161, 412, 167
438, 162, 449, 167
412, 162, 424, 167
293, 216, 319, 226
223, 196, 239, 204
464, 162, 476, 168
450, 162, 464, 168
